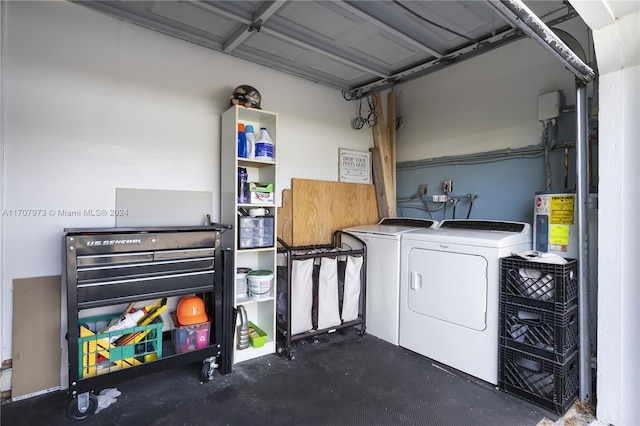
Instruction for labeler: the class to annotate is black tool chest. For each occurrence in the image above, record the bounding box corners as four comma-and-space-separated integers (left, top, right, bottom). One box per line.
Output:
63, 225, 233, 419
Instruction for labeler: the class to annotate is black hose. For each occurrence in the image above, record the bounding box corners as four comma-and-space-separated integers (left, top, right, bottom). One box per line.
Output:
466, 198, 475, 219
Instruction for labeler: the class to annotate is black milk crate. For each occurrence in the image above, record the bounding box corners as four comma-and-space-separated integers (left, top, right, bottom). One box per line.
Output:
499, 300, 579, 363
499, 346, 579, 415
500, 256, 578, 305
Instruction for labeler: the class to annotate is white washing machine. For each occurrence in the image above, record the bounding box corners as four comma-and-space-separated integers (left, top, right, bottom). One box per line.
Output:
344, 218, 438, 345
399, 220, 532, 385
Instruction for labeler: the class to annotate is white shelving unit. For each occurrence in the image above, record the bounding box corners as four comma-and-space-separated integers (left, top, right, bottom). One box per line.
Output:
221, 105, 277, 364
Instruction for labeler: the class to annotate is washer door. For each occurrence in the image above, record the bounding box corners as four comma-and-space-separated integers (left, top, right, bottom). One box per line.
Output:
407, 248, 488, 331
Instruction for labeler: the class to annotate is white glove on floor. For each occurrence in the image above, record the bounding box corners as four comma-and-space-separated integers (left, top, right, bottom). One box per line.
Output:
95, 388, 121, 413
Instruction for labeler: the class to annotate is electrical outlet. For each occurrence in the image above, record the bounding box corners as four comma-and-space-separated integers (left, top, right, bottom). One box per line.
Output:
418, 184, 429, 195
443, 180, 453, 194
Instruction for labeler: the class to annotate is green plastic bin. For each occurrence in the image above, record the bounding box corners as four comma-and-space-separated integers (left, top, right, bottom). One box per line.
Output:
77, 312, 163, 379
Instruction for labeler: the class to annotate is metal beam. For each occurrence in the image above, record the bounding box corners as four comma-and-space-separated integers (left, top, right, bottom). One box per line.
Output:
349, 7, 579, 99
332, 1, 443, 58
351, 27, 523, 98
222, 1, 288, 52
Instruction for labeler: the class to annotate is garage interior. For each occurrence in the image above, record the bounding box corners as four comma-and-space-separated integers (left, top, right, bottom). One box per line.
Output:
0, 1, 638, 425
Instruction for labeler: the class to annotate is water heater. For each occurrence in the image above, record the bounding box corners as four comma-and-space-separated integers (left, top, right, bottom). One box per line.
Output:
533, 191, 578, 258
534, 191, 599, 349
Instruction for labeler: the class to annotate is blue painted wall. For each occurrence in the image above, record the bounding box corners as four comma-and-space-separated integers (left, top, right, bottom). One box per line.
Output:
395, 113, 596, 224
397, 152, 564, 223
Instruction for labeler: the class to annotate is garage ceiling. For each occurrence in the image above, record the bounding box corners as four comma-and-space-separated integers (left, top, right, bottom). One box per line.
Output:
71, 1, 578, 97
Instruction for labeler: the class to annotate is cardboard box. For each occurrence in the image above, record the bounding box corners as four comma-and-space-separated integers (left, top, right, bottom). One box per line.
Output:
250, 191, 274, 204
249, 182, 274, 193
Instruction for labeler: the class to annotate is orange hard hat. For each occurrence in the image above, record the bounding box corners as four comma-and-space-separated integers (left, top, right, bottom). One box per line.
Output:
177, 296, 208, 325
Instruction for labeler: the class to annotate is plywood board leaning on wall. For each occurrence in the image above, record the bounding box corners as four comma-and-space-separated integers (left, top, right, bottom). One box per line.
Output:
277, 189, 293, 246
278, 178, 378, 246
11, 276, 62, 400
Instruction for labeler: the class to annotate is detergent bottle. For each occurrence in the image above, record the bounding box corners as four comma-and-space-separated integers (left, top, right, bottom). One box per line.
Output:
245, 125, 256, 159
254, 127, 274, 161
101, 308, 147, 342
237, 123, 248, 158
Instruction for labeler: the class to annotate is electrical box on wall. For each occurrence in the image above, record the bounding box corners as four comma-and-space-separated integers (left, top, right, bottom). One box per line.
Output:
538, 91, 560, 121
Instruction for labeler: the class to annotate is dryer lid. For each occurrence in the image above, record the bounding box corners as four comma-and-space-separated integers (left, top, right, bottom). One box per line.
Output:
378, 218, 437, 228
438, 220, 527, 232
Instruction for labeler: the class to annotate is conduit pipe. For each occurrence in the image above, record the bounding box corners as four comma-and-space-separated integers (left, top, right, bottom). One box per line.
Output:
487, 0, 595, 403
575, 81, 591, 403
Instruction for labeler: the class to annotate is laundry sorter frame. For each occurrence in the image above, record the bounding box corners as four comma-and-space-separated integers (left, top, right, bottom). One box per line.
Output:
276, 231, 367, 360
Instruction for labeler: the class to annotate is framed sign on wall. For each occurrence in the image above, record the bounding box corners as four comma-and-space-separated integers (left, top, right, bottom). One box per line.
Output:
339, 149, 371, 184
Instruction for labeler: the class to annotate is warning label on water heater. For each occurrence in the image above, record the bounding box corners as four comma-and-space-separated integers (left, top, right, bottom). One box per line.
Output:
550, 224, 570, 246
549, 195, 575, 225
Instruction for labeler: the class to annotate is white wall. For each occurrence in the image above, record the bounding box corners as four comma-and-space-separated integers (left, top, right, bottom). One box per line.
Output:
0, 0, 371, 380
570, 2, 640, 424
395, 18, 593, 161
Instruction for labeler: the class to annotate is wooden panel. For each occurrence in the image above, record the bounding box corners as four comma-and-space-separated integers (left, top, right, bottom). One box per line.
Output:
291, 178, 378, 246
277, 188, 293, 245
387, 90, 397, 189
370, 147, 388, 221
12, 276, 62, 400
371, 92, 396, 218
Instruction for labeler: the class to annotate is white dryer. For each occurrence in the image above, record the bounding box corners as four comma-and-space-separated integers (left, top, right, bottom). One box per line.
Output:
344, 218, 438, 345
399, 220, 532, 385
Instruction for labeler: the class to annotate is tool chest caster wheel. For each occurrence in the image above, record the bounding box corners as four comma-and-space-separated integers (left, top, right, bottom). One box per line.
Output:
201, 356, 219, 383
67, 393, 98, 420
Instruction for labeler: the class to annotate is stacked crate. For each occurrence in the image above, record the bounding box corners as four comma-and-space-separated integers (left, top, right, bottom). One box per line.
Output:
498, 256, 579, 415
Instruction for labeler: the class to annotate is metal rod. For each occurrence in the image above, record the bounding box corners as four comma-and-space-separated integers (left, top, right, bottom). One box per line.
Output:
487, 0, 595, 83
576, 80, 591, 403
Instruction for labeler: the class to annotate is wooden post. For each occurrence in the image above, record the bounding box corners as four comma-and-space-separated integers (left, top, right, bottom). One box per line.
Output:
371, 92, 396, 217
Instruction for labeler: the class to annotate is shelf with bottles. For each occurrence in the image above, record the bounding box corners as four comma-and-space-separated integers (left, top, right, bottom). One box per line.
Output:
234, 298, 275, 363
221, 105, 278, 365
236, 107, 276, 163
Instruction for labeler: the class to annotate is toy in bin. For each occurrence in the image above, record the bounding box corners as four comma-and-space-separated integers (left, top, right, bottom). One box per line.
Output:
171, 296, 210, 353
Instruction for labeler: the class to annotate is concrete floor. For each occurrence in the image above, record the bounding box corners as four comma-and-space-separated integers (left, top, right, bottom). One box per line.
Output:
2, 331, 572, 425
